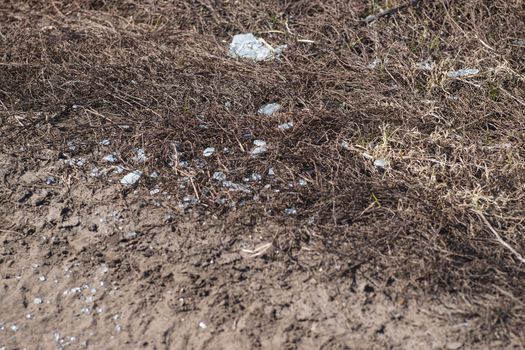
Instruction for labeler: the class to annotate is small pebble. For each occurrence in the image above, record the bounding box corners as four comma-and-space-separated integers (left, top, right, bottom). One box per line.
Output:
278, 121, 294, 131
90, 166, 101, 177
46, 176, 57, 185
285, 208, 298, 215
374, 159, 390, 168
34, 298, 43, 305
203, 147, 216, 157
150, 188, 160, 195
120, 170, 142, 186
181, 196, 199, 209
251, 140, 268, 156
367, 58, 381, 69
134, 148, 147, 163
212, 171, 227, 182
446, 342, 463, 350
258, 102, 281, 116
250, 173, 262, 182
416, 60, 433, 71
103, 153, 118, 163
125, 231, 138, 239
114, 166, 125, 174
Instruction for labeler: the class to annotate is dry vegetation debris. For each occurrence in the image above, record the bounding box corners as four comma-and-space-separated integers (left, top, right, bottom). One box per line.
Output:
1, 0, 525, 347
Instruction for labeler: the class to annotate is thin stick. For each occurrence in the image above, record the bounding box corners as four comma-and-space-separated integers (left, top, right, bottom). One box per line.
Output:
363, 0, 422, 24
51, 1, 64, 17
477, 212, 525, 264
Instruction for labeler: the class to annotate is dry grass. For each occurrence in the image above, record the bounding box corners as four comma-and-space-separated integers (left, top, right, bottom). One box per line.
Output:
1, 0, 524, 344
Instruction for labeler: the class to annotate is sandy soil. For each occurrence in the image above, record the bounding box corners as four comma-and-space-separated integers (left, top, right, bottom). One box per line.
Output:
0, 151, 507, 350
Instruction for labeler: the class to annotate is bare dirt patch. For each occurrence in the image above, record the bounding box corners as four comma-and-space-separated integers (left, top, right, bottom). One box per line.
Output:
1, 1, 524, 349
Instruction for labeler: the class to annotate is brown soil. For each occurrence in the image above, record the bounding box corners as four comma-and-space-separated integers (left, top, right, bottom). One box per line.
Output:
1, 1, 524, 349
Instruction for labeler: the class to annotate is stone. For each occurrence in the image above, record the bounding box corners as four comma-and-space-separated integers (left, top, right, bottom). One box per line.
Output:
120, 170, 142, 185
258, 102, 281, 116
229, 33, 286, 61
203, 147, 216, 157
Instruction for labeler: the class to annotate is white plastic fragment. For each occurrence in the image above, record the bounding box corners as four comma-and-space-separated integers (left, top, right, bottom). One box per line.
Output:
34, 298, 43, 305
373, 159, 390, 168
203, 147, 216, 157
229, 33, 286, 61
149, 188, 160, 195
120, 170, 142, 185
258, 103, 281, 116
447, 69, 480, 78
99, 139, 111, 146
340, 141, 350, 150
198, 321, 207, 330
278, 121, 294, 131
